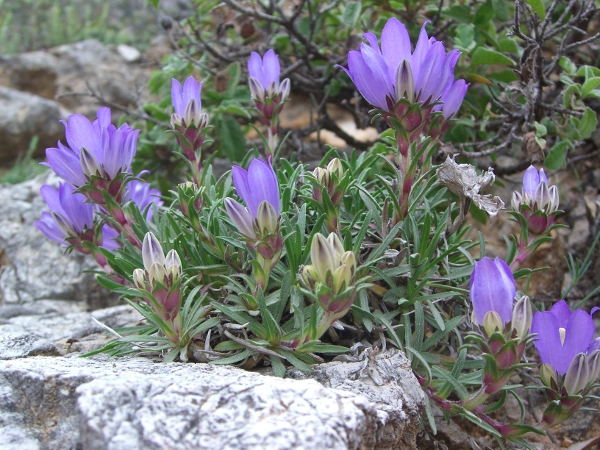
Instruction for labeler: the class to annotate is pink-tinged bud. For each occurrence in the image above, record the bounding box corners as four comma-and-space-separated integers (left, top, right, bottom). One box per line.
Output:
249, 77, 266, 103
142, 232, 166, 273
394, 59, 415, 103
511, 191, 522, 212
540, 363, 558, 388
548, 185, 559, 212
171, 113, 184, 129
133, 268, 146, 289
80, 147, 105, 178
564, 353, 590, 395
483, 310, 504, 337
163, 289, 181, 316
512, 295, 532, 339
311, 233, 337, 281
224, 197, 256, 240
279, 78, 291, 102
587, 349, 600, 383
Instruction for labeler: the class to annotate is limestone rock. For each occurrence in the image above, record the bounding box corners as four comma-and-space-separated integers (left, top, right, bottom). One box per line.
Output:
0, 353, 423, 450
0, 51, 60, 99
0, 172, 117, 308
0, 87, 67, 163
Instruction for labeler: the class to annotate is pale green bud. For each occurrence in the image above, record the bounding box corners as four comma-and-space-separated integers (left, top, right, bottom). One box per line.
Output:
133, 268, 146, 290
256, 200, 279, 234
326, 232, 345, 264
483, 311, 504, 337
142, 232, 166, 273
512, 295, 532, 339
333, 264, 351, 293
311, 233, 337, 281
301, 264, 318, 287
165, 249, 182, 281
326, 158, 343, 179
540, 363, 557, 388
149, 262, 167, 288
587, 350, 600, 383
564, 353, 590, 396
340, 251, 356, 276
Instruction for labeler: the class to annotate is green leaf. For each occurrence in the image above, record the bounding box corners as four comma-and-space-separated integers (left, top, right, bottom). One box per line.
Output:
270, 356, 287, 378
578, 107, 597, 139
525, 0, 545, 19
214, 115, 246, 163
582, 77, 600, 97
491, 0, 511, 21
498, 38, 519, 54
342, 2, 361, 28
559, 57, 577, 76
455, 24, 474, 48
150, 0, 160, 8
223, 62, 241, 99
544, 141, 571, 170
471, 48, 514, 66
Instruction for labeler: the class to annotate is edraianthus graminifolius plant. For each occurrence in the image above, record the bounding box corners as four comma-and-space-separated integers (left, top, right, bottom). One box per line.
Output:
32, 10, 600, 444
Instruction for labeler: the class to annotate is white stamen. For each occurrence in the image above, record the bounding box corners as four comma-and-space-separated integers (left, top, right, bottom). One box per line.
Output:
559, 327, 566, 346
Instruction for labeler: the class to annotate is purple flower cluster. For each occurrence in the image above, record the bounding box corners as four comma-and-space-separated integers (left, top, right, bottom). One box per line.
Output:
511, 165, 559, 235
45, 107, 138, 194
224, 158, 280, 240
532, 301, 599, 384
35, 182, 119, 251
340, 18, 468, 118
248, 49, 290, 108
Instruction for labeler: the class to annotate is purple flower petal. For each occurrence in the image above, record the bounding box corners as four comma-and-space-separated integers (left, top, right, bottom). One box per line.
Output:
65, 114, 102, 157
381, 18, 411, 81
522, 166, 540, 197
34, 211, 66, 244
359, 43, 395, 102
470, 256, 515, 324
183, 76, 202, 111
45, 146, 87, 187
347, 50, 388, 109
362, 32, 380, 53
171, 78, 184, 116
549, 300, 572, 329
262, 49, 280, 86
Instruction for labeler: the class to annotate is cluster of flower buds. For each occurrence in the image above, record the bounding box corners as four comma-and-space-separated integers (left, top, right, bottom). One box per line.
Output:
171, 77, 209, 178
532, 301, 600, 428
133, 232, 183, 341
248, 50, 290, 157
176, 181, 204, 230
301, 233, 357, 336
312, 158, 348, 232
465, 257, 534, 408
511, 165, 560, 236
224, 158, 282, 290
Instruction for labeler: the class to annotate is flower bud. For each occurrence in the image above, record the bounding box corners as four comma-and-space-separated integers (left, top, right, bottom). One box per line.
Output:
512, 295, 532, 339
256, 200, 279, 234
80, 147, 105, 178
279, 78, 291, 102
165, 249, 182, 280
394, 59, 415, 103
564, 353, 590, 395
311, 233, 337, 281
511, 191, 522, 212
142, 232, 166, 272
224, 197, 255, 240
483, 310, 504, 337
587, 350, 600, 383
340, 251, 356, 276
540, 363, 557, 388
149, 261, 167, 288
133, 268, 146, 289
326, 158, 343, 180
300, 264, 318, 287
326, 233, 344, 262
333, 264, 352, 293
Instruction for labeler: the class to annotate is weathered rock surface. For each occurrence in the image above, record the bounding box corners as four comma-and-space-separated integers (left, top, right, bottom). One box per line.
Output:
0, 87, 67, 163
0, 352, 423, 450
0, 172, 117, 307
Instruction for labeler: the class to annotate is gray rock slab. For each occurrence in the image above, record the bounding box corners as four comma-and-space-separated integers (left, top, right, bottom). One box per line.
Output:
0, 87, 67, 163
0, 172, 118, 308
0, 354, 423, 449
